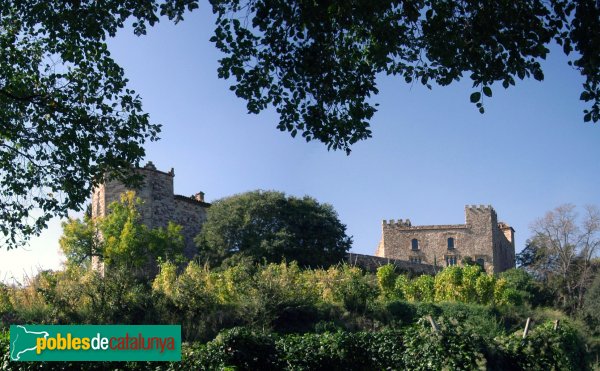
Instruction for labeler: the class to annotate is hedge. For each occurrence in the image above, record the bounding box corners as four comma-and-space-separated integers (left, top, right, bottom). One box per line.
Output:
0, 320, 591, 370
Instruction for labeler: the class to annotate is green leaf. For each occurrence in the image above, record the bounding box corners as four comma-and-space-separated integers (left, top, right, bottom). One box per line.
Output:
470, 92, 481, 103
482, 87, 492, 97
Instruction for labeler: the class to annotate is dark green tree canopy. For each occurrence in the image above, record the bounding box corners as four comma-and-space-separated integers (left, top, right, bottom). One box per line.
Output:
194, 190, 352, 268
210, 0, 600, 152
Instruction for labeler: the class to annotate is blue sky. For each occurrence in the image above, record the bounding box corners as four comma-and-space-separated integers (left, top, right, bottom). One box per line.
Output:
1, 7, 599, 282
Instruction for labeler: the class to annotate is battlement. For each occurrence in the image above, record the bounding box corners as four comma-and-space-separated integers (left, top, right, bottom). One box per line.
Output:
382, 219, 412, 227
465, 204, 497, 216
465, 204, 493, 210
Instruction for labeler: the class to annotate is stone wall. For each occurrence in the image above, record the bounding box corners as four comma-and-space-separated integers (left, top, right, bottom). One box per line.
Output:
346, 253, 436, 276
376, 205, 515, 273
173, 195, 209, 258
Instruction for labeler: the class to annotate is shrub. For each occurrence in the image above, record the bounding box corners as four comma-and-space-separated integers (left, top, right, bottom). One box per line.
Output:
277, 331, 375, 370
376, 265, 397, 300
405, 274, 435, 302
202, 327, 281, 370
402, 318, 487, 370
496, 321, 590, 370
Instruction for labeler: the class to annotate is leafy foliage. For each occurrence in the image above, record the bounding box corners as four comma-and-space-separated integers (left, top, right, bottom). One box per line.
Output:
195, 190, 352, 268
377, 264, 518, 306
1, 258, 598, 369
278, 331, 376, 370
496, 321, 590, 371
200, 327, 282, 370
402, 318, 487, 370
210, 0, 600, 153
581, 272, 600, 337
3, 0, 598, 245
60, 191, 185, 270
0, 0, 198, 246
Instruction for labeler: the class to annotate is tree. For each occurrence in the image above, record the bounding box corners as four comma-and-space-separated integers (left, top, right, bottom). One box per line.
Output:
499, 268, 552, 307
194, 190, 352, 268
210, 0, 600, 152
58, 211, 100, 270
59, 191, 185, 270
522, 204, 600, 313
0, 0, 202, 248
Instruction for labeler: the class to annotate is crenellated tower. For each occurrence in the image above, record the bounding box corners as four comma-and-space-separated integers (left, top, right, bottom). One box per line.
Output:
376, 204, 515, 273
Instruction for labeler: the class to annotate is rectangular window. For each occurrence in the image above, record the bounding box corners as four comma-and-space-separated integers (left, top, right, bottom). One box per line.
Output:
409, 257, 422, 264
447, 237, 455, 250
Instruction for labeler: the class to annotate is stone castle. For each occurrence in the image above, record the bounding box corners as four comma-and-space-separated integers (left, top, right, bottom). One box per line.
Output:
92, 163, 515, 274
91, 162, 210, 259
375, 205, 516, 273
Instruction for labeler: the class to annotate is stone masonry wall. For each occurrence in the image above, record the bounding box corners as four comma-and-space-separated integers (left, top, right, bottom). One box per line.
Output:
376, 205, 515, 273
173, 196, 209, 258
347, 253, 436, 276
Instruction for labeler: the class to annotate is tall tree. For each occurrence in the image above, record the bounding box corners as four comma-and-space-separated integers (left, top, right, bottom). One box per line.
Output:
523, 204, 600, 312
195, 190, 352, 268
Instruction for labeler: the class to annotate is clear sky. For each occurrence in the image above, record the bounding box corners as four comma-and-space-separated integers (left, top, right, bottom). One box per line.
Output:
1, 6, 599, 283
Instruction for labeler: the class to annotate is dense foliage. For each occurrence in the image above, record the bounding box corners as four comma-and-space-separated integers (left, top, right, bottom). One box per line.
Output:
210, 0, 600, 152
3, 201, 600, 368
0, 0, 196, 247
60, 191, 185, 270
1, 320, 591, 370
195, 190, 352, 268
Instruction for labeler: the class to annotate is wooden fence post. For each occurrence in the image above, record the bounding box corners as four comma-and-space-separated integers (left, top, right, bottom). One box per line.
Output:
427, 315, 439, 333
523, 317, 531, 339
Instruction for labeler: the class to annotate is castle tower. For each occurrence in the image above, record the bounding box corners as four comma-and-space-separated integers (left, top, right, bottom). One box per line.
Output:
91, 162, 210, 273
91, 162, 176, 228
464, 205, 496, 262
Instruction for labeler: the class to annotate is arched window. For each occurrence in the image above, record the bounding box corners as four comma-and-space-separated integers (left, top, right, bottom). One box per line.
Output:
411, 239, 419, 251
447, 237, 455, 250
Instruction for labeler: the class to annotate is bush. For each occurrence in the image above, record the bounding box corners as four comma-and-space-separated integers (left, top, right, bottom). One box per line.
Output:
402, 318, 487, 370
581, 272, 600, 337
201, 327, 281, 370
278, 331, 375, 370
496, 321, 590, 371
435, 302, 503, 340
